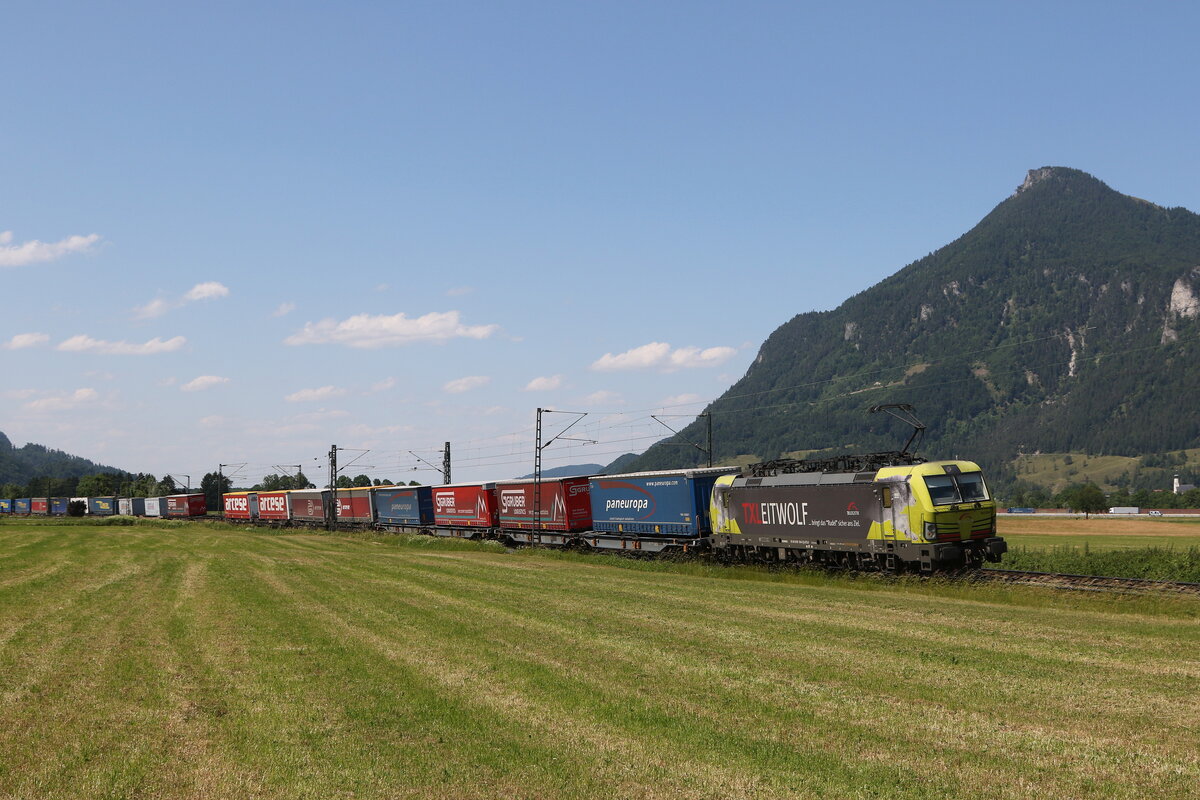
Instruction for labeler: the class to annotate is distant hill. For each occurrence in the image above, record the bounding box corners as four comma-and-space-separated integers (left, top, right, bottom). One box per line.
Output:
514, 464, 604, 480
622, 167, 1200, 493
0, 431, 129, 486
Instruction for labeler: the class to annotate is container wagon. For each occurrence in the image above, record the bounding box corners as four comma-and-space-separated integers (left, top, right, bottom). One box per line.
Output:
495, 477, 593, 545
289, 489, 330, 524
166, 493, 207, 517
334, 487, 374, 524
144, 497, 165, 517
117, 497, 147, 516
30, 498, 49, 515
372, 485, 434, 530
88, 497, 117, 516
586, 467, 736, 552
14, 499, 31, 515
50, 497, 69, 515
431, 482, 498, 535
223, 491, 258, 520
256, 491, 291, 522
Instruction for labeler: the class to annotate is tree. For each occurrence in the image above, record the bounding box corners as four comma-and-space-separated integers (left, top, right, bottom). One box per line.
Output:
351, 474, 372, 487
1064, 483, 1107, 518
335, 475, 353, 489
200, 471, 233, 511
77, 472, 120, 496
155, 475, 177, 496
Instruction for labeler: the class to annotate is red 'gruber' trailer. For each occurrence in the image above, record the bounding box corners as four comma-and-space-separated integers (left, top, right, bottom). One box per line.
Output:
431, 483, 498, 528
494, 477, 592, 532
257, 491, 291, 521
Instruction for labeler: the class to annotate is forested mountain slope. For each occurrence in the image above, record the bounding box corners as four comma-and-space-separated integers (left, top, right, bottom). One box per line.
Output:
0, 431, 127, 486
623, 167, 1200, 489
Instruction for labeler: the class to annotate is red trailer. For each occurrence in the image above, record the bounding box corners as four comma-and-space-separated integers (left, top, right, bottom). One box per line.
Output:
257, 491, 291, 521
289, 490, 329, 523
223, 491, 257, 520
166, 493, 207, 517
432, 482, 498, 528
31, 498, 49, 515
495, 477, 593, 532
335, 487, 374, 523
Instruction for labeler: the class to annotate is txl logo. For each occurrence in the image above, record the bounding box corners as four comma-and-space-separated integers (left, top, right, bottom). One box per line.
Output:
846, 501, 860, 516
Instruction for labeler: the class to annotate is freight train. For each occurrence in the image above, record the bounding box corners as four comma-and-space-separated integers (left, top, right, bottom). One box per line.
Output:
214, 453, 1005, 572
0, 493, 208, 518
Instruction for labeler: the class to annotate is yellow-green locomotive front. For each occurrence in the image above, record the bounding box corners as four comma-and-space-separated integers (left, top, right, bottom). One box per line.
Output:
874, 460, 1005, 568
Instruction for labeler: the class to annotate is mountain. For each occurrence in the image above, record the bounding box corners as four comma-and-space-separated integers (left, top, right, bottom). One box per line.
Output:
514, 464, 604, 480
0, 431, 129, 487
621, 167, 1200, 491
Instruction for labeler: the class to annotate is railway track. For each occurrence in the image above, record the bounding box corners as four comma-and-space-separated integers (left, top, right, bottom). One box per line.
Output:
970, 568, 1200, 595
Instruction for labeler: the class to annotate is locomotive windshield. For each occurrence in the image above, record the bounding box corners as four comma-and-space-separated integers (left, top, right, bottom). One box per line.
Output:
923, 472, 989, 505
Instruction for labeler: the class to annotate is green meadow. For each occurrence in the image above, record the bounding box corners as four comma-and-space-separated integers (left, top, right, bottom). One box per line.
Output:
0, 521, 1197, 799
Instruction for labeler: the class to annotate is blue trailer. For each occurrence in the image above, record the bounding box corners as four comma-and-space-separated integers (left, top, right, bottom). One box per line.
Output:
373, 485, 434, 527
588, 468, 736, 537
88, 497, 117, 516
50, 498, 69, 515
0, 499, 11, 514
14, 498, 31, 515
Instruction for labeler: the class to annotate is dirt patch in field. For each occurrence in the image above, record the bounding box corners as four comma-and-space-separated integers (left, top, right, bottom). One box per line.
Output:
998, 517, 1200, 536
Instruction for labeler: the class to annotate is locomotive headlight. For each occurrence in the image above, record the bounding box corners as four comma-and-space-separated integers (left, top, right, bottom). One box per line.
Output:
924, 521, 939, 542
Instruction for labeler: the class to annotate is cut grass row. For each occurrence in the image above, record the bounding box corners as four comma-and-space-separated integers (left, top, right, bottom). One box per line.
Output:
0, 522, 1197, 798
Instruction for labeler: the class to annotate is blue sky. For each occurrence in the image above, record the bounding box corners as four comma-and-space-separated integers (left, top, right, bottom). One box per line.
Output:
3, 1, 1198, 486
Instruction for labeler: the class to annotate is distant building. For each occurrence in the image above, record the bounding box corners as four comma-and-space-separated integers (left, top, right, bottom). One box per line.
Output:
1174, 475, 1196, 495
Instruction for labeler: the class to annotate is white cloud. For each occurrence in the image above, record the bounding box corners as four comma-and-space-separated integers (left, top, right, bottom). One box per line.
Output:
133, 298, 173, 319
181, 375, 230, 392
371, 377, 397, 393
661, 393, 703, 407
446, 286, 474, 297
134, 281, 230, 319
444, 375, 490, 394
4, 332, 50, 350
2, 389, 38, 400
583, 390, 624, 406
285, 385, 348, 403
284, 310, 498, 348
669, 346, 738, 369
57, 335, 186, 355
272, 302, 296, 318
290, 409, 350, 422
24, 388, 99, 412
524, 375, 564, 392
184, 281, 230, 301
591, 341, 736, 372
0, 230, 101, 268
345, 422, 413, 437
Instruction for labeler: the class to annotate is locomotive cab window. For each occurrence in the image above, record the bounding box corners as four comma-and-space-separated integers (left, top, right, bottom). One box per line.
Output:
924, 472, 990, 506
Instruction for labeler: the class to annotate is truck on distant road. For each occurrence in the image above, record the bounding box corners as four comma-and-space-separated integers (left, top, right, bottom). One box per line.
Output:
1108, 506, 1139, 515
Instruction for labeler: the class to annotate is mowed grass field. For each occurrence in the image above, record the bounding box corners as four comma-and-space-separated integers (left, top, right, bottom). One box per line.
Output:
1, 522, 1198, 799
998, 515, 1200, 551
